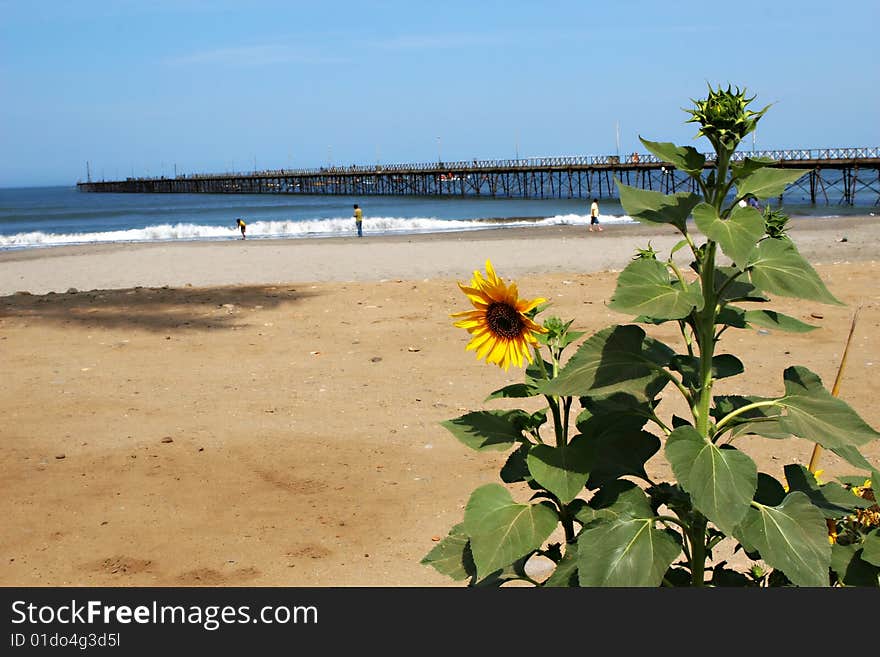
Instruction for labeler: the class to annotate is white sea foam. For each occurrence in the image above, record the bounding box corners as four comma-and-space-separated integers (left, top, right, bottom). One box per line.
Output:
0, 214, 636, 250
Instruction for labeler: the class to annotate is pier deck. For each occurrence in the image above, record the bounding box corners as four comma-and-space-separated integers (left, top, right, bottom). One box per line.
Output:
78, 147, 880, 206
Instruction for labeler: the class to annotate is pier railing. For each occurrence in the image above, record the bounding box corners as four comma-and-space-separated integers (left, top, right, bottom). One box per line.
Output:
77, 147, 880, 205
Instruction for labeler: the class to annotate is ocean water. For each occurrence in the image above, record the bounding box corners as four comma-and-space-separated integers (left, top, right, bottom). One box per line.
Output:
0, 185, 874, 251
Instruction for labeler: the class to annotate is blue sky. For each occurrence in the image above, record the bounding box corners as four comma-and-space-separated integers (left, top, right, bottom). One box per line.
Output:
2, 0, 878, 187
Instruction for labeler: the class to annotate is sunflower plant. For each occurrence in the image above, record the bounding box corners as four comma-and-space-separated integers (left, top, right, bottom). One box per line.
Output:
422, 85, 880, 587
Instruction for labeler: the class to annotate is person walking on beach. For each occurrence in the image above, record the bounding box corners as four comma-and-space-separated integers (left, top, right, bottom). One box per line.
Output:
353, 204, 363, 237
236, 217, 247, 239
589, 198, 603, 232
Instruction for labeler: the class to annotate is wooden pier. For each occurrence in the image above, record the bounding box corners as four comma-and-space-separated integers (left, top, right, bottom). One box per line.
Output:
77, 147, 880, 206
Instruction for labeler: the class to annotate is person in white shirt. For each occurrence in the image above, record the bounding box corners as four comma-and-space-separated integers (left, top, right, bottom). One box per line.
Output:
589, 198, 603, 232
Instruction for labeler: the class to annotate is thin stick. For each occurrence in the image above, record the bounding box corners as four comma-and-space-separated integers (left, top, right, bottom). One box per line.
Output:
808, 305, 862, 473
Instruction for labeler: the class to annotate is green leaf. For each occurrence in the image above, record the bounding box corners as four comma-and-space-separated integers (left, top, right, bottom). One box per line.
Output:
732, 419, 793, 440
639, 137, 706, 176
486, 360, 550, 400
716, 306, 749, 328
712, 395, 787, 439
743, 309, 818, 333
666, 426, 757, 534
791, 470, 850, 505
632, 314, 675, 326
711, 566, 754, 587
485, 382, 540, 400
526, 437, 594, 504
670, 238, 690, 256
609, 257, 704, 320
754, 472, 787, 506
542, 542, 579, 587
830, 542, 880, 587
717, 307, 818, 333
539, 325, 675, 401
576, 395, 654, 431
748, 238, 844, 305
829, 445, 876, 471
783, 464, 875, 519
735, 473, 788, 557
500, 443, 532, 484
471, 554, 532, 587
578, 426, 661, 490
440, 409, 533, 451
616, 181, 702, 233
710, 354, 746, 380
574, 479, 653, 526
731, 156, 776, 180
777, 366, 880, 449
577, 517, 681, 587
836, 474, 875, 488
736, 167, 810, 200
420, 523, 474, 581
668, 354, 705, 387
714, 266, 768, 302
463, 484, 559, 580
863, 530, 880, 568
692, 202, 763, 269
670, 353, 744, 388
735, 491, 831, 587
522, 409, 548, 436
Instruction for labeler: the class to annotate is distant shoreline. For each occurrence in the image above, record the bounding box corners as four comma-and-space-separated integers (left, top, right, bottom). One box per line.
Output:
0, 212, 875, 259
1, 214, 878, 297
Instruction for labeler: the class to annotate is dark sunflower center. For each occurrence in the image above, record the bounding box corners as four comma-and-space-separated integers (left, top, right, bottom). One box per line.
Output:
486, 302, 524, 339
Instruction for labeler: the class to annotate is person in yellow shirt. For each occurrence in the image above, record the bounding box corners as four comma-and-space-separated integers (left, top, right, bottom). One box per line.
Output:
235, 217, 247, 239
353, 204, 363, 237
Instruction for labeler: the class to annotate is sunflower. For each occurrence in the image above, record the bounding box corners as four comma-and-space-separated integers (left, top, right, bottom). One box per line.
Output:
451, 259, 547, 371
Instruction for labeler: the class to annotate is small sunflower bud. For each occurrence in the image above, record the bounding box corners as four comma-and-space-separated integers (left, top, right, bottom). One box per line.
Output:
685, 84, 769, 153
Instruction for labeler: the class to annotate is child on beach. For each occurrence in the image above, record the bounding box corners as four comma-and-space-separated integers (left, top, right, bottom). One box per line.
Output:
236, 217, 246, 239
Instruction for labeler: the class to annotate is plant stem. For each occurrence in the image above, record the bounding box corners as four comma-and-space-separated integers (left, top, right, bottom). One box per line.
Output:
688, 145, 730, 586
644, 360, 692, 405
668, 259, 691, 290
694, 241, 718, 435
714, 399, 780, 434
689, 515, 708, 586
678, 319, 695, 357
559, 505, 575, 544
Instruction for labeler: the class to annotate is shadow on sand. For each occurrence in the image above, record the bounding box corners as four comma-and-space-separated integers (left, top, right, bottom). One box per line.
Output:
0, 284, 321, 332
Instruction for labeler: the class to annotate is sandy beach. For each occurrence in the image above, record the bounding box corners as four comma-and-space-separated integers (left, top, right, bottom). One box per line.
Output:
2, 214, 879, 586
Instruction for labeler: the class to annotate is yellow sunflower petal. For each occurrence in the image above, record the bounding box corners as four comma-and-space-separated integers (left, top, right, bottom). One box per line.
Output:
475, 334, 498, 360
517, 297, 547, 314
506, 341, 520, 370
506, 281, 520, 305
487, 338, 508, 366
466, 333, 493, 353
484, 259, 499, 284
465, 328, 493, 349
454, 320, 486, 331
452, 310, 487, 326
457, 285, 492, 306
451, 308, 485, 319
